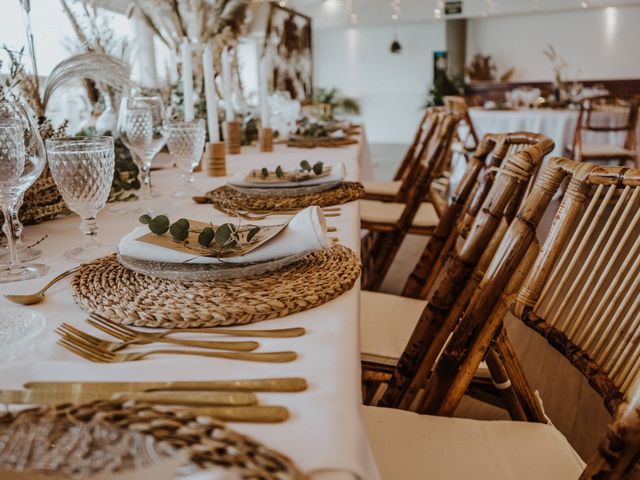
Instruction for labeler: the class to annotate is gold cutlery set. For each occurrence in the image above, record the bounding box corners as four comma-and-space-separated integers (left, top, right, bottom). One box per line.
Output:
1, 377, 307, 423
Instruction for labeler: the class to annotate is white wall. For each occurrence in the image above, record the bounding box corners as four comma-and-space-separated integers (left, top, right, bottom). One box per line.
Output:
466, 5, 640, 81
313, 23, 445, 143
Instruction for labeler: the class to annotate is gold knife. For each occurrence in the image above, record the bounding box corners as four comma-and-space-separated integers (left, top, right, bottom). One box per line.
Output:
188, 405, 289, 423
0, 389, 257, 406
24, 377, 308, 393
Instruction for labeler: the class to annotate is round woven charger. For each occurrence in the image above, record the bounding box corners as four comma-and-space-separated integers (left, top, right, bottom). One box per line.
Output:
204, 181, 365, 213
0, 401, 302, 479
286, 136, 359, 149
71, 245, 361, 328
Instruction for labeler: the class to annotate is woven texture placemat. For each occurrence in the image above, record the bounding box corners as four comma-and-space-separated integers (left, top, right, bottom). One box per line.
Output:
0, 401, 302, 479
203, 181, 365, 213
71, 245, 361, 328
286, 136, 359, 149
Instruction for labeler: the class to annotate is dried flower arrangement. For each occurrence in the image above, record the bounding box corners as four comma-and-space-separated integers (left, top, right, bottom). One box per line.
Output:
465, 53, 497, 82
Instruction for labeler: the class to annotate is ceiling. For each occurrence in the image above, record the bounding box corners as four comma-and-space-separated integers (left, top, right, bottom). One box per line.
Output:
288, 0, 640, 29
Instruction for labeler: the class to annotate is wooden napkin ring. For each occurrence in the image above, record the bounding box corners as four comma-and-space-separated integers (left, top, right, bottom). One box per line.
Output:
259, 127, 274, 152
205, 142, 227, 177
224, 121, 241, 155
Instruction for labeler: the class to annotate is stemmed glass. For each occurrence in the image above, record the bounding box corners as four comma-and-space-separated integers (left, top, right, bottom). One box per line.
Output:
46, 137, 115, 262
165, 120, 206, 198
116, 96, 166, 201
0, 101, 48, 283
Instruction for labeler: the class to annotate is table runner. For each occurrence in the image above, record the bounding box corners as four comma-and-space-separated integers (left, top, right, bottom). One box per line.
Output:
0, 134, 381, 479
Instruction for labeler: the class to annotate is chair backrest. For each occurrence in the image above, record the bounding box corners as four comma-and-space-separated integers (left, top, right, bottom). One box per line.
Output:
417, 157, 640, 478
573, 95, 639, 152
393, 107, 444, 182
378, 138, 554, 410
402, 131, 551, 300
361, 110, 459, 291
443, 95, 480, 151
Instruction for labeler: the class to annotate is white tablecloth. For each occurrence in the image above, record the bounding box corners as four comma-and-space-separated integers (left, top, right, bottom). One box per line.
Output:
0, 135, 380, 479
469, 107, 640, 159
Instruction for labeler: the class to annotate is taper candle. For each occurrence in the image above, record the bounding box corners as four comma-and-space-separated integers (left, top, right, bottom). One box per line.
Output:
181, 38, 194, 121
202, 43, 220, 142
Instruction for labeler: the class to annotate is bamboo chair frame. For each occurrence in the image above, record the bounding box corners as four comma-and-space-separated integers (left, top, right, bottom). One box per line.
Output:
375, 139, 554, 415
569, 95, 639, 167
364, 107, 445, 202
444, 95, 480, 153
360, 111, 459, 291
412, 158, 640, 477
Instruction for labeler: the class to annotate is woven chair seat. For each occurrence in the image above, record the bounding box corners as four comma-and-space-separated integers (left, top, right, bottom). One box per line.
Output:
359, 200, 439, 229
362, 180, 402, 197
363, 405, 584, 480
568, 143, 637, 159
360, 291, 490, 377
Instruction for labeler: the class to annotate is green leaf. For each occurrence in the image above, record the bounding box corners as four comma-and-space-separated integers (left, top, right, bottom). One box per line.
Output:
247, 226, 261, 242
148, 215, 170, 235
300, 160, 311, 171
214, 223, 234, 246
198, 227, 215, 247
313, 161, 324, 175
260, 167, 269, 178
169, 221, 189, 241
138, 214, 152, 225
275, 165, 285, 179
173, 218, 190, 230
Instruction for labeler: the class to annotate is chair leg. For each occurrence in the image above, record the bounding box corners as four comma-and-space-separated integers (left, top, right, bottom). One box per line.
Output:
484, 346, 528, 421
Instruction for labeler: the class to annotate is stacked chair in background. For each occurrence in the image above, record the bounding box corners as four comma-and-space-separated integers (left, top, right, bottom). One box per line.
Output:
361, 142, 640, 477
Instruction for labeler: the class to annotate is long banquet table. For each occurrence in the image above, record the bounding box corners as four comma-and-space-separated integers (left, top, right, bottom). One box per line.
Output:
0, 135, 381, 479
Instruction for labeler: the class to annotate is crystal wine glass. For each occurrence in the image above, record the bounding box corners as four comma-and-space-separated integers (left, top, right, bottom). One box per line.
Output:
46, 137, 115, 262
0, 101, 49, 283
165, 120, 206, 198
0, 195, 42, 265
116, 96, 166, 200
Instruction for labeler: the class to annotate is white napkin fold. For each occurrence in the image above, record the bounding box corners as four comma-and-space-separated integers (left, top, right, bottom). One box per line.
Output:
118, 206, 330, 265
228, 163, 345, 188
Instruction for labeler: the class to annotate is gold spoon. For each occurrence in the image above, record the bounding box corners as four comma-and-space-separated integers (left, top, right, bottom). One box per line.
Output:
4, 266, 80, 305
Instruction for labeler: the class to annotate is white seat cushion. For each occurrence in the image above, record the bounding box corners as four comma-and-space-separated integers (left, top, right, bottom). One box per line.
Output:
578, 143, 637, 158
362, 405, 585, 480
360, 291, 491, 378
362, 180, 402, 197
359, 200, 439, 228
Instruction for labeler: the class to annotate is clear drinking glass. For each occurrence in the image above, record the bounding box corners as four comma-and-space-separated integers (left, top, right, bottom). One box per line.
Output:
0, 101, 49, 283
116, 96, 166, 200
0, 195, 42, 264
46, 137, 115, 262
165, 120, 206, 198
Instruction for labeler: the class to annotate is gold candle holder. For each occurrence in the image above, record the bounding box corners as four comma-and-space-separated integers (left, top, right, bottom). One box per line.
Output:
259, 127, 274, 152
205, 142, 227, 177
224, 121, 241, 155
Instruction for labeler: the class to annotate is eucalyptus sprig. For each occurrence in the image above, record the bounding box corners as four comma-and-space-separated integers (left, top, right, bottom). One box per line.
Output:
253, 160, 325, 180
139, 214, 261, 254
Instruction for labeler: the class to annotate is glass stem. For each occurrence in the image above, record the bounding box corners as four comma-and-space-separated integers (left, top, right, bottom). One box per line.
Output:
80, 217, 99, 251
13, 195, 24, 247
1, 205, 21, 272
140, 162, 152, 199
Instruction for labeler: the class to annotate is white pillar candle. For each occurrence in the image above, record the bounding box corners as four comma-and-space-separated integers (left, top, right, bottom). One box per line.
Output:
181, 38, 194, 121
202, 43, 220, 142
259, 45, 271, 128
221, 47, 234, 122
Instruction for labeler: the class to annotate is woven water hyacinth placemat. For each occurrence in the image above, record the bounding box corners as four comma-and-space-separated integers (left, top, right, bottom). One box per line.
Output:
286, 136, 359, 149
71, 245, 361, 328
202, 181, 365, 213
0, 401, 302, 479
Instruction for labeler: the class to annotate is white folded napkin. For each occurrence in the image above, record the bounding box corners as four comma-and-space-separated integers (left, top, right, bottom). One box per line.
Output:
228, 163, 345, 188
118, 206, 330, 265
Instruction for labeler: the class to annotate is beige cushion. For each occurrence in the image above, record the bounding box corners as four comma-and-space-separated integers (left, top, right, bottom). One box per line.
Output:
362, 405, 585, 480
360, 200, 439, 228
362, 180, 402, 197
577, 143, 637, 158
360, 291, 490, 378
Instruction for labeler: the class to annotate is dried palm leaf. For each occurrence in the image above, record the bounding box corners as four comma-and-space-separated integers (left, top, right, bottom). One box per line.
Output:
42, 52, 134, 113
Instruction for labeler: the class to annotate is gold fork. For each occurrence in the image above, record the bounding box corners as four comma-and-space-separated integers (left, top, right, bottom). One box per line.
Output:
89, 313, 305, 338
57, 323, 259, 353
58, 334, 297, 363
213, 206, 341, 221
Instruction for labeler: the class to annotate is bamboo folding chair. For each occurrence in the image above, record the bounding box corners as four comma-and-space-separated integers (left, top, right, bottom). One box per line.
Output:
568, 95, 639, 167
360, 111, 459, 291
370, 138, 554, 414
362, 107, 443, 202
363, 159, 640, 480
444, 95, 480, 154
361, 133, 553, 405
